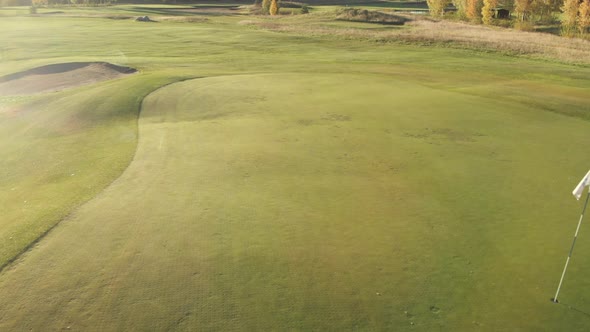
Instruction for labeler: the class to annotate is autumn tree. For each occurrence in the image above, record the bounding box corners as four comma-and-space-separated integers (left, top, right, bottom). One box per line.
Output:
466, 0, 482, 21
427, 0, 451, 17
514, 0, 533, 21
453, 0, 468, 18
262, 0, 271, 14
481, 0, 497, 24
528, 0, 560, 22
561, 0, 579, 35
269, 0, 278, 15
579, 0, 590, 34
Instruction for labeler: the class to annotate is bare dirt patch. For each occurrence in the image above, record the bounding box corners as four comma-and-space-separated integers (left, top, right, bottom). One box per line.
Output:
0, 62, 137, 96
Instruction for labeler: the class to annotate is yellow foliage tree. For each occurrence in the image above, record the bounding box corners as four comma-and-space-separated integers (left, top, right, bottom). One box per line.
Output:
466, 0, 481, 21
561, 0, 580, 35
481, 0, 497, 24
427, 0, 451, 17
514, 0, 532, 21
579, 0, 590, 34
262, 0, 271, 14
453, 0, 468, 18
270, 0, 278, 15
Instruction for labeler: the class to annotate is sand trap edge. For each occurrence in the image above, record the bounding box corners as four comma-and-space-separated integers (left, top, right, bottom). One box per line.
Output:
0, 62, 137, 83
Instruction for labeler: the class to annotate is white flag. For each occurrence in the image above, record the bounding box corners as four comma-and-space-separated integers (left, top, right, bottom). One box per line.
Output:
573, 170, 590, 200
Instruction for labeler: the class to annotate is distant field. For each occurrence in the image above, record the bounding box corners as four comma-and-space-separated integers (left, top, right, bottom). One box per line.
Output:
1, 4, 590, 330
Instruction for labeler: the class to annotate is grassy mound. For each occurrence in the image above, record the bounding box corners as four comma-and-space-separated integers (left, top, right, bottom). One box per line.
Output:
0, 62, 136, 96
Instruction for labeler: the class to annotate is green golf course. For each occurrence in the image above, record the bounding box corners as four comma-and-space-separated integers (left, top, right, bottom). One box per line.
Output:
1, 3, 590, 330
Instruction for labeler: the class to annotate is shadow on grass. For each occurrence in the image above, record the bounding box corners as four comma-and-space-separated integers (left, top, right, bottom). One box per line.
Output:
536, 26, 560, 36
127, 5, 242, 17
557, 301, 590, 320
362, 1, 429, 9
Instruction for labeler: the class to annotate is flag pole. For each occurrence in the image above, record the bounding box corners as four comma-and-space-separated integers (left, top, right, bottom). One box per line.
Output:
552, 190, 590, 303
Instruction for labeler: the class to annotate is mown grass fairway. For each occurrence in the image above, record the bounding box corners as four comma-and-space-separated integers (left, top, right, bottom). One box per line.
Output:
1, 4, 590, 330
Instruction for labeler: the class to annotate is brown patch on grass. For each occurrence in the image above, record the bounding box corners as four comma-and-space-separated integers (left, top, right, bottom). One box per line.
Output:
0, 105, 23, 118
0, 62, 137, 96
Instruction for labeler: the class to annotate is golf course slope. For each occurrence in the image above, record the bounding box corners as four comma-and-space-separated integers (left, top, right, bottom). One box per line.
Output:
1, 73, 590, 330
0, 69, 173, 274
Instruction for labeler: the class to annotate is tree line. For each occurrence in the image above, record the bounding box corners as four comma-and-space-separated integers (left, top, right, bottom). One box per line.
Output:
427, 0, 590, 36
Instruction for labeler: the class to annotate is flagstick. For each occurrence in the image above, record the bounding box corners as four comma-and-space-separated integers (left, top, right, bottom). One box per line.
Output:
552, 191, 590, 303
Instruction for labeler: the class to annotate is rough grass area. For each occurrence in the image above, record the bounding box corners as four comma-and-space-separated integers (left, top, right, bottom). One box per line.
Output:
0, 5, 590, 331
336, 7, 410, 25
401, 18, 590, 63
244, 10, 590, 65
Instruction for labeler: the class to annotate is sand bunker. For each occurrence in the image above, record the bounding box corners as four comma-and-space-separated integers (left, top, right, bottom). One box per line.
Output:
0, 62, 137, 96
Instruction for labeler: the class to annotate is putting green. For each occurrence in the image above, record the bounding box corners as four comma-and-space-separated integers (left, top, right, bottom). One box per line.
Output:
1, 73, 590, 330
